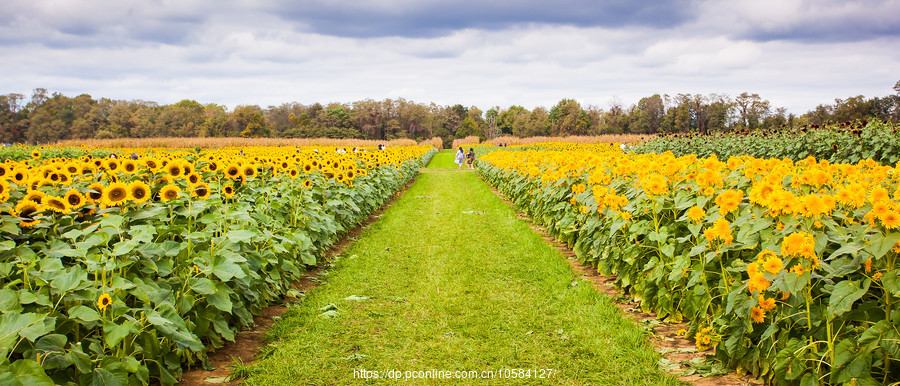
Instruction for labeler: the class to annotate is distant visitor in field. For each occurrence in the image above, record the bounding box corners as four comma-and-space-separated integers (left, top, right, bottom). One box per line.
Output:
455, 147, 465, 169
467, 148, 475, 169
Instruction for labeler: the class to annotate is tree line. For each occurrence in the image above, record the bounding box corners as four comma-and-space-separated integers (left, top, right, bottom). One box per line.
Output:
2, 82, 898, 146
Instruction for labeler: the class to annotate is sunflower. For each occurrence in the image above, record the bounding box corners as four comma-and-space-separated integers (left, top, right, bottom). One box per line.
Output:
31, 150, 41, 159
225, 165, 241, 179
128, 181, 151, 204
105, 159, 120, 171
0, 165, 7, 178
97, 293, 112, 311
750, 306, 765, 323
192, 182, 211, 199
15, 199, 42, 227
762, 255, 783, 275
758, 295, 776, 311
23, 190, 46, 204
187, 172, 201, 185
289, 169, 299, 178
103, 182, 129, 206
12, 170, 27, 185
86, 183, 104, 203
182, 162, 194, 177
159, 185, 181, 202
686, 206, 705, 223
206, 161, 220, 172
242, 165, 257, 179
166, 162, 183, 178
122, 160, 138, 174
64, 164, 79, 175
222, 185, 235, 198
144, 158, 160, 170
880, 209, 900, 229
64, 189, 86, 209
44, 196, 68, 213
303, 179, 312, 189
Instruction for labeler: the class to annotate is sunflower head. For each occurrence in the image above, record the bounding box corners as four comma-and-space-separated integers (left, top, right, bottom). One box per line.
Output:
242, 165, 256, 179
15, 199, 42, 227
64, 189, 86, 209
303, 179, 312, 189
187, 173, 201, 185
122, 160, 137, 173
86, 183, 104, 202
44, 196, 69, 213
225, 165, 241, 179
103, 182, 129, 207
222, 185, 235, 198
159, 185, 181, 202
166, 162, 182, 178
192, 183, 211, 199
31, 150, 41, 159
23, 190, 46, 204
97, 293, 112, 311
129, 181, 151, 204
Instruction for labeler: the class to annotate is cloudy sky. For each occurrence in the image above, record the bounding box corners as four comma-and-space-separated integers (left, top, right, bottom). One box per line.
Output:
2, 0, 898, 114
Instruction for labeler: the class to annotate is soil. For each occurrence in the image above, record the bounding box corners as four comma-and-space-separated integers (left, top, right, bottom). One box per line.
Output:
179, 175, 420, 385
491, 185, 762, 386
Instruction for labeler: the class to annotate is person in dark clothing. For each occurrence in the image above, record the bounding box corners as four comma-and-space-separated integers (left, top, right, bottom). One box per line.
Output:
466, 148, 475, 169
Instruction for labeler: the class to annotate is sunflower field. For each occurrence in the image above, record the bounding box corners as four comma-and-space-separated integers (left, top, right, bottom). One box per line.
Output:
477, 144, 899, 385
0, 145, 435, 384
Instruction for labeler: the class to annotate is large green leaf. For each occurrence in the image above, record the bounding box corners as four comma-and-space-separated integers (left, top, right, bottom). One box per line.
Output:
103, 320, 138, 348
827, 279, 870, 318
0, 359, 54, 386
50, 266, 87, 294
68, 305, 101, 322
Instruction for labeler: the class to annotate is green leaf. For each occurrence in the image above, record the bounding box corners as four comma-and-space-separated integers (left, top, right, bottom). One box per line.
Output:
0, 288, 22, 313
207, 291, 233, 313
103, 320, 138, 348
91, 368, 123, 386
99, 214, 125, 229
827, 279, 870, 318
225, 229, 257, 244
50, 267, 87, 294
0, 313, 44, 350
865, 231, 900, 260
0, 359, 55, 386
68, 305, 101, 322
19, 316, 55, 342
881, 271, 900, 296
189, 277, 217, 295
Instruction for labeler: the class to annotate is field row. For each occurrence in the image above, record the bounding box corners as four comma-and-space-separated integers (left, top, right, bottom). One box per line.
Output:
0, 145, 436, 384
477, 145, 898, 385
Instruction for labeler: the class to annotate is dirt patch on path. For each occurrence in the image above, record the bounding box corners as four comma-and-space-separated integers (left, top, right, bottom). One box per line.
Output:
487, 184, 760, 386
180, 175, 420, 385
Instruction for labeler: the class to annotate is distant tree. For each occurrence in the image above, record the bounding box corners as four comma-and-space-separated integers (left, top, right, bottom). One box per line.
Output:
734, 92, 771, 130
229, 105, 268, 138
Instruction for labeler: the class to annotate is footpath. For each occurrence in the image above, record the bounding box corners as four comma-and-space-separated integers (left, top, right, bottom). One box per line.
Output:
242, 150, 681, 385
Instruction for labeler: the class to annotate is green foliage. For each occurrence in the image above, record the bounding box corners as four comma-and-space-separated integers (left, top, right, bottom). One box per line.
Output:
636, 119, 900, 165
478, 147, 900, 385
0, 147, 437, 384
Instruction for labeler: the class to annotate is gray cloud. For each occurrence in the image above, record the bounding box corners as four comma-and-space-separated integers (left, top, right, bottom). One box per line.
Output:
698, 0, 900, 42
235, 0, 693, 38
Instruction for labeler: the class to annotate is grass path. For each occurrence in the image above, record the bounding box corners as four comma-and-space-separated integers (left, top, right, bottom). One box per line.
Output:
244, 150, 681, 385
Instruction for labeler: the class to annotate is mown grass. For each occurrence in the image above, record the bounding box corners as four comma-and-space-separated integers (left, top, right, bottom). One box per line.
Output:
243, 150, 681, 385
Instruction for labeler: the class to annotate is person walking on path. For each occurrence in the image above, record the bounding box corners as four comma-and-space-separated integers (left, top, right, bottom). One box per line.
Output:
455, 147, 465, 169
466, 147, 476, 169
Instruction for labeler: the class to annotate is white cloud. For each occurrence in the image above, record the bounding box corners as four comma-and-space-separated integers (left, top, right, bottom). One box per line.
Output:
1, 0, 898, 115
